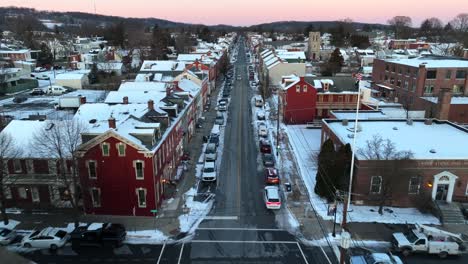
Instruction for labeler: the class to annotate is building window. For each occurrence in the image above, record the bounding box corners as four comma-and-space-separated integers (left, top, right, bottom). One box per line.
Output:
384, 75, 388, 81
411, 81, 416, 92
296, 85, 300, 93
303, 85, 307, 92
404, 80, 408, 89
117, 143, 126, 157
136, 188, 147, 208
31, 187, 40, 202
385, 65, 389, 71
407, 67, 411, 75
134, 160, 144, 180
13, 160, 22, 173
18, 187, 27, 199
446, 70, 452, 79
453, 85, 462, 94
398, 67, 402, 74
466, 183, 468, 195
101, 143, 110, 156
370, 176, 382, 194
90, 188, 101, 207
391, 65, 395, 72
424, 85, 433, 94
456, 70, 466, 79
4, 187, 12, 199
87, 160, 97, 179
390, 77, 394, 84
426, 70, 437, 79
396, 79, 401, 87
408, 176, 420, 194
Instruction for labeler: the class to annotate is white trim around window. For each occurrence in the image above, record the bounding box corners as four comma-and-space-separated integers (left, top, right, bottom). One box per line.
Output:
87, 160, 97, 179
101, 142, 110, 156
4, 186, 12, 199
90, 188, 101, 207
116, 143, 126, 157
370, 176, 382, 194
408, 176, 421, 194
133, 160, 145, 180
13, 159, 22, 173
31, 187, 40, 202
136, 188, 147, 208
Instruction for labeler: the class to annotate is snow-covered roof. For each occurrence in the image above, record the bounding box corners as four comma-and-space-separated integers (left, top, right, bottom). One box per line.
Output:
97, 62, 123, 70
422, 96, 468, 105
118, 81, 167, 92
105, 91, 166, 104
325, 119, 468, 160
276, 51, 306, 60
177, 78, 200, 96
177, 54, 203, 62
62, 90, 107, 103
140, 60, 186, 72
384, 57, 468, 68
55, 73, 87, 80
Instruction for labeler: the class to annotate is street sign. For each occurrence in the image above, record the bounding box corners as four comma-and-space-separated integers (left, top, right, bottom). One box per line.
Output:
150, 209, 158, 213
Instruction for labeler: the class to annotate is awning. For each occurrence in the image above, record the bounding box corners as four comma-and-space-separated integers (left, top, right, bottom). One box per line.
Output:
376, 84, 394, 90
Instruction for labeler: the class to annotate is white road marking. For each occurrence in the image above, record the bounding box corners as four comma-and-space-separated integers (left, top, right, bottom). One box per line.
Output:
196, 227, 284, 231
177, 242, 185, 264
156, 242, 166, 264
296, 242, 310, 264
192, 240, 297, 244
204, 215, 238, 220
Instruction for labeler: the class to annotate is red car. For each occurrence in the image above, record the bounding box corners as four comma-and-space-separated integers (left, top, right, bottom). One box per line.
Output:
259, 139, 272, 154
264, 168, 280, 184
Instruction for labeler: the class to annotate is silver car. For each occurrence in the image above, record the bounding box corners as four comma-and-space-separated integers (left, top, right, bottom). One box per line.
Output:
205, 143, 217, 161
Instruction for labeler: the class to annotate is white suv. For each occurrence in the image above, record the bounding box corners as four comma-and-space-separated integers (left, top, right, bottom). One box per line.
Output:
202, 161, 217, 182
22, 227, 69, 250
258, 124, 268, 137
264, 186, 281, 210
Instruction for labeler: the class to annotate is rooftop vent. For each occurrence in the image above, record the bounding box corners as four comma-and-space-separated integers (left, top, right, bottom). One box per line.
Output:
89, 119, 97, 124
406, 119, 413, 125
429, 149, 437, 154
342, 119, 349, 126
393, 127, 398, 130
347, 134, 354, 138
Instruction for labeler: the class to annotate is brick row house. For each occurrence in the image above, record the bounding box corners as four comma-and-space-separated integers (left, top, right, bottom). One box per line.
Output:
1, 120, 75, 209
75, 77, 204, 216
279, 75, 362, 124
321, 118, 468, 207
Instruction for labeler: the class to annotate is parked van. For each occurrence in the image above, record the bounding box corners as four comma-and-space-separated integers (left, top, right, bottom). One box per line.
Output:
47, 86, 68, 95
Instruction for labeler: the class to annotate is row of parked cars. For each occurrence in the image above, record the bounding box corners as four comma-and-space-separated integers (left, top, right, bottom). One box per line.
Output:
0, 223, 126, 250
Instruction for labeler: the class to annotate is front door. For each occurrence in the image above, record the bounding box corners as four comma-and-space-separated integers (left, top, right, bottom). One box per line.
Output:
435, 184, 449, 201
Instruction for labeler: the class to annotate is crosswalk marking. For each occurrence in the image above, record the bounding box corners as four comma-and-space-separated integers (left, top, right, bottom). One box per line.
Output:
204, 215, 238, 220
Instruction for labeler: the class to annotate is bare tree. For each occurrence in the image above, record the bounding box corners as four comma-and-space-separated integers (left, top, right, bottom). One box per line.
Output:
358, 134, 414, 214
388, 16, 413, 39
0, 133, 22, 225
32, 119, 87, 226
450, 13, 468, 32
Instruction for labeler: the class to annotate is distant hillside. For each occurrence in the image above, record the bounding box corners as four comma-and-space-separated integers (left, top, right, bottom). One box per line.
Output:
0, 7, 387, 33
245, 20, 389, 33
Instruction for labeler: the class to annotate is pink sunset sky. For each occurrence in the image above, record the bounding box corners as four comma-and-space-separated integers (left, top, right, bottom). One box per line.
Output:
0, 0, 465, 26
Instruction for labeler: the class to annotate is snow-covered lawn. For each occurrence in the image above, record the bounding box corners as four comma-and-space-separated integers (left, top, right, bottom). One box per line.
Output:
285, 124, 440, 225
178, 188, 214, 233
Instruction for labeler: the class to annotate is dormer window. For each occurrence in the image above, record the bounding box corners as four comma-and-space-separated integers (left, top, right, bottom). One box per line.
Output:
101, 143, 110, 156
303, 85, 307, 92
117, 143, 126, 157
296, 85, 300, 93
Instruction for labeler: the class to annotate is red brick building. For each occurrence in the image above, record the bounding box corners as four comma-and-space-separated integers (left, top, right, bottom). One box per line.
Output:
279, 76, 361, 124
372, 56, 468, 123
75, 79, 202, 216
322, 118, 468, 207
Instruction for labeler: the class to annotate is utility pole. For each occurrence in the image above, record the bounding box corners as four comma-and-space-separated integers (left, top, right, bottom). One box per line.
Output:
276, 92, 280, 157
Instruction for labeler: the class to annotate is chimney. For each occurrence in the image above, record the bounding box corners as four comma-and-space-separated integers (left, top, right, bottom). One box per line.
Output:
166, 86, 172, 97
79, 96, 87, 105
406, 119, 413, 125
424, 119, 433, 125
436, 88, 452, 120
342, 119, 349, 126
123, 96, 129, 104
108, 117, 116, 129
148, 100, 154, 111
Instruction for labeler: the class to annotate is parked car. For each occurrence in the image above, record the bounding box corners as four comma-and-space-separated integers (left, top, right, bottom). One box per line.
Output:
259, 139, 272, 154
257, 110, 265, 120
30, 88, 46, 96
264, 168, 280, 184
205, 143, 217, 161
0, 228, 17, 245
202, 161, 217, 182
350, 252, 403, 264
22, 227, 69, 250
262, 153, 275, 167
70, 223, 126, 248
258, 124, 268, 137
34, 67, 47, 72
264, 186, 281, 210
255, 97, 264, 107
13, 96, 27, 104
215, 115, 224, 125
218, 101, 227, 111
209, 134, 220, 146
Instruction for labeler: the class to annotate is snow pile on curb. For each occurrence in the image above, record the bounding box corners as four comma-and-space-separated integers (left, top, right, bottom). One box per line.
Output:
126, 230, 169, 244
0, 219, 20, 229
178, 188, 214, 233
